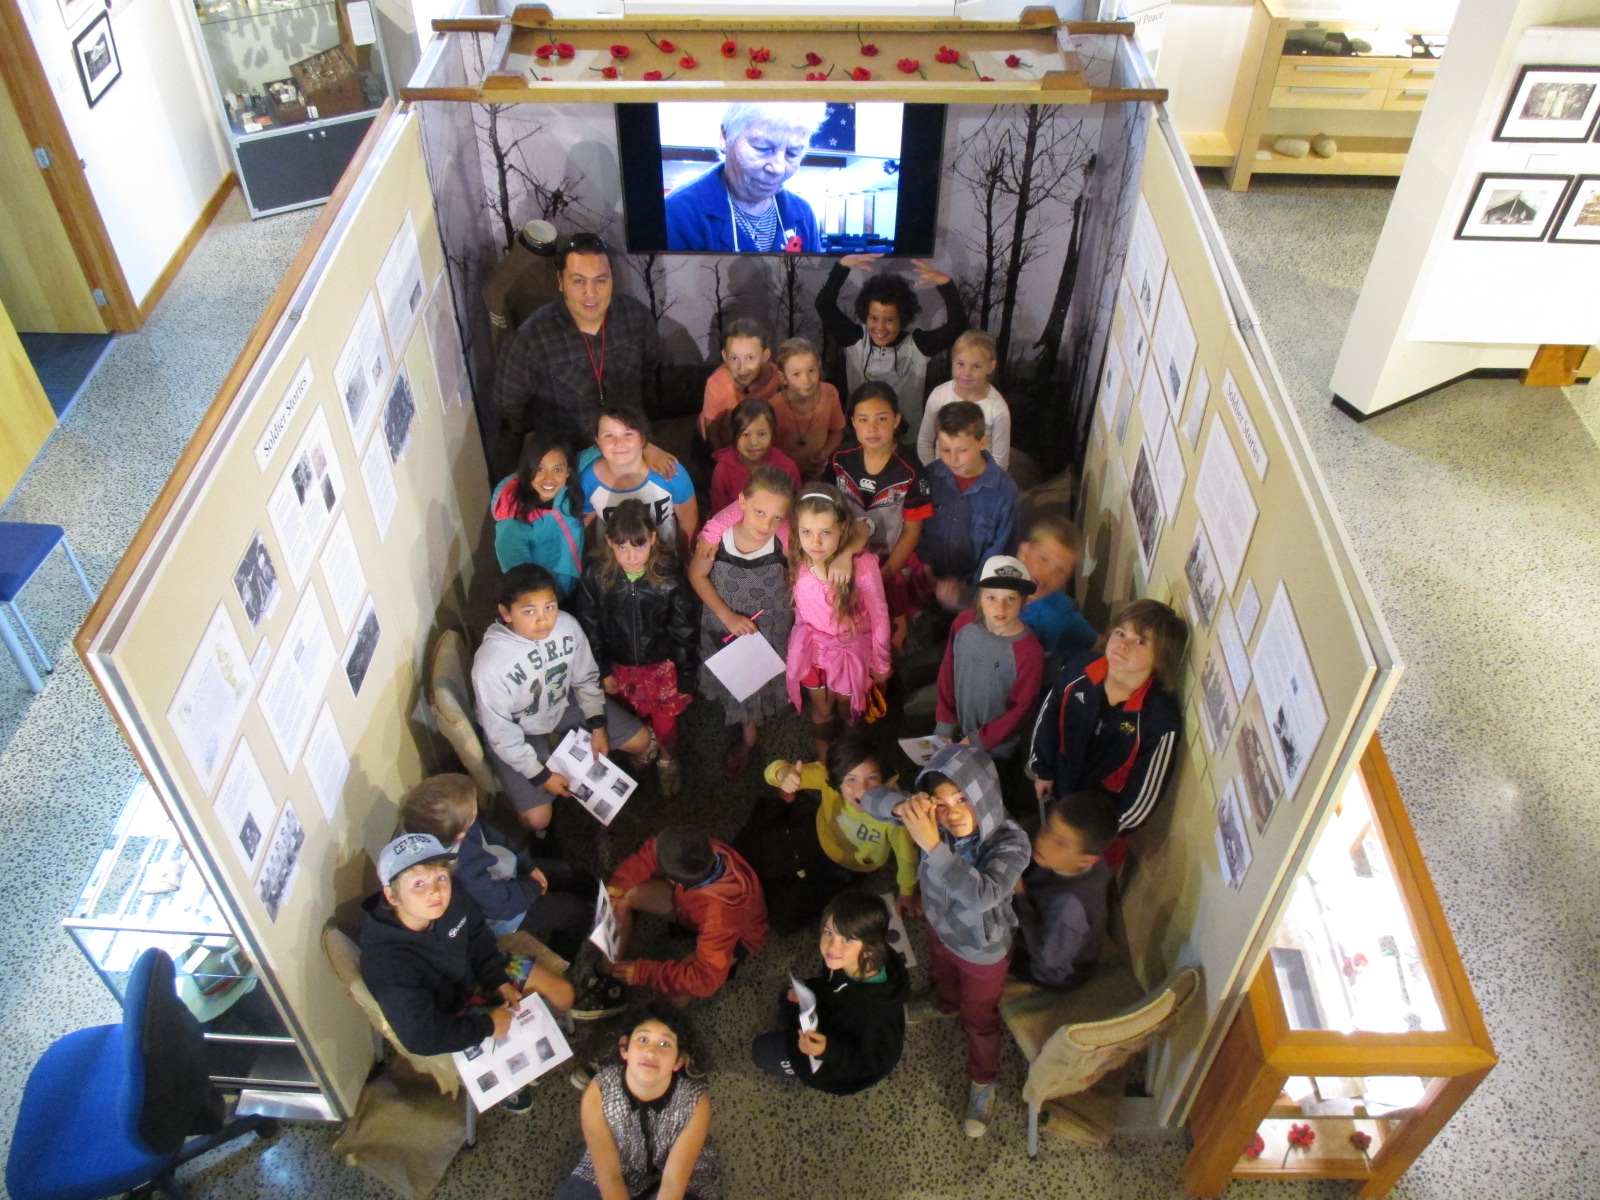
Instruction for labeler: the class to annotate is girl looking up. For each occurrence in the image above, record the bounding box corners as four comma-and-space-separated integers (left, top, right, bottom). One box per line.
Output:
709, 398, 802, 514
581, 406, 699, 560
576, 500, 700, 799
769, 337, 844, 481
750, 889, 909, 1096
689, 467, 797, 778
552, 1005, 719, 1200
785, 484, 891, 762
491, 433, 585, 596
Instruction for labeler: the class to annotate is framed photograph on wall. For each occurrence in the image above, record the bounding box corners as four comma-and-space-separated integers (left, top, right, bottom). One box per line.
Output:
1549, 175, 1600, 243
54, 0, 102, 31
1495, 64, 1600, 142
72, 11, 122, 109
1455, 173, 1572, 241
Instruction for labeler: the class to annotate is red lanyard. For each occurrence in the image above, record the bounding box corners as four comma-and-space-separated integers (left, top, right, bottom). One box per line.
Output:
581, 321, 607, 401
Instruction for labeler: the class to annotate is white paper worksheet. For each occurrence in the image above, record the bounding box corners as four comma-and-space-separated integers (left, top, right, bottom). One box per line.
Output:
258, 590, 337, 769
265, 409, 345, 588
704, 630, 786, 703
1249, 584, 1328, 803
332, 293, 391, 447
1192, 416, 1259, 594
167, 603, 256, 791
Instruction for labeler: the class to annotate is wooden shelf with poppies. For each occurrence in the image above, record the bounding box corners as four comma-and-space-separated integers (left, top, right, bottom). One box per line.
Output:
405, 6, 1168, 106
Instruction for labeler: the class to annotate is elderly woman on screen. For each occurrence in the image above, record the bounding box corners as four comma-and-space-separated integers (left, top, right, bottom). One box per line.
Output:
665, 103, 826, 253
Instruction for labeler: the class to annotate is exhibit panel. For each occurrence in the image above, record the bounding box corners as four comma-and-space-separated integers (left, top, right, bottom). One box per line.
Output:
1076, 109, 1402, 1124
77, 106, 485, 1118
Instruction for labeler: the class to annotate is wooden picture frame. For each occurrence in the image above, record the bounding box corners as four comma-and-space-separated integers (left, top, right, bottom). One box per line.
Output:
72, 11, 122, 109
1548, 173, 1600, 243
1494, 64, 1600, 142
1454, 173, 1571, 241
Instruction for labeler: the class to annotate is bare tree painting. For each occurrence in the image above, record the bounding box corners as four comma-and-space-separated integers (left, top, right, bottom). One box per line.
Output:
703, 261, 728, 357
773, 254, 807, 341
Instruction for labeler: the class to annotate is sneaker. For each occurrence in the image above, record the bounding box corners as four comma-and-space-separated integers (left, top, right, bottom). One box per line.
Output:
657, 756, 681, 798
571, 974, 628, 1021
568, 1057, 602, 1091
904, 995, 958, 1024
499, 1085, 536, 1114
963, 1081, 997, 1138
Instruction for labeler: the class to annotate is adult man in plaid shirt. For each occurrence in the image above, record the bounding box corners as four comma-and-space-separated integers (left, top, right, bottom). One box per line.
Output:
492, 233, 666, 474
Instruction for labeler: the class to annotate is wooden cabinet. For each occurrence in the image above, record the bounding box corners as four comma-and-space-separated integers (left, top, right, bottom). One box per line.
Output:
1219, 1, 1453, 190
1182, 738, 1495, 1198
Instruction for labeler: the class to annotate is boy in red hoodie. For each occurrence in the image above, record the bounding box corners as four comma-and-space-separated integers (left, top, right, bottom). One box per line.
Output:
601, 826, 769, 1002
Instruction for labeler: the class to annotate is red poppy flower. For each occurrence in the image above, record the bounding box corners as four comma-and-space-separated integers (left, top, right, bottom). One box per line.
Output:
860, 43, 879, 57
746, 66, 763, 79
656, 38, 675, 53
643, 70, 663, 81
805, 51, 823, 66
1005, 53, 1025, 68
555, 42, 575, 59
600, 65, 618, 78
1287, 1123, 1316, 1149
897, 57, 920, 73
679, 55, 697, 69
979, 75, 994, 82
935, 45, 959, 64
534, 43, 554, 58
805, 71, 827, 81
851, 66, 872, 81
1243, 1132, 1265, 1160
749, 46, 773, 63
610, 44, 629, 59
720, 39, 738, 57
784, 234, 804, 253
1349, 1131, 1372, 1153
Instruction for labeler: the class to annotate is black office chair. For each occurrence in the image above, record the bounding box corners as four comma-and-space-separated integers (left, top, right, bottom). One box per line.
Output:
7, 947, 277, 1200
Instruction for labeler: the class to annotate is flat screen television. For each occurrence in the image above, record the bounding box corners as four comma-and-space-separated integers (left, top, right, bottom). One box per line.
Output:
616, 101, 945, 256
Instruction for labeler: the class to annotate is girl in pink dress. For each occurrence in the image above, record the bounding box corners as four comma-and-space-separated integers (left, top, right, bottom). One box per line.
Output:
785, 485, 892, 762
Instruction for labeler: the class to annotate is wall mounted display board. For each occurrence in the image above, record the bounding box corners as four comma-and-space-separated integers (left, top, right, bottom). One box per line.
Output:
1076, 108, 1402, 1125
76, 105, 487, 1119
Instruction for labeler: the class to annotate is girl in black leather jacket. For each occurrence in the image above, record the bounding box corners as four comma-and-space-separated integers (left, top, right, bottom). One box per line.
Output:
577, 499, 701, 797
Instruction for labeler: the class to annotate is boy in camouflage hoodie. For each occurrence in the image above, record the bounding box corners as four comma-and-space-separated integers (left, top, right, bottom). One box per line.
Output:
860, 743, 1029, 1137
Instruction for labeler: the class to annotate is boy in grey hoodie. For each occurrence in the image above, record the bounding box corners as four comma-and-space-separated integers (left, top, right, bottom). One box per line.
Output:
860, 742, 1030, 1137
472, 564, 649, 832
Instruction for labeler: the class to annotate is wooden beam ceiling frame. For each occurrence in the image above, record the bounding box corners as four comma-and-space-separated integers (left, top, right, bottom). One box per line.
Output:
403, 6, 1164, 107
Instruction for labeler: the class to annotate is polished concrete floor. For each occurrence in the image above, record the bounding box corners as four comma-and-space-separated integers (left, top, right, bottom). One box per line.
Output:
1, 173, 1597, 1199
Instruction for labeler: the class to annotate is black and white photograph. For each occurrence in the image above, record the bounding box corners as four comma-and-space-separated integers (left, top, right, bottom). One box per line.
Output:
609, 777, 629, 798
1183, 523, 1224, 628
476, 1071, 499, 1093
585, 758, 609, 784
1236, 697, 1283, 835
232, 531, 279, 631
342, 597, 381, 698
1495, 64, 1600, 141
591, 799, 615, 823
1455, 173, 1571, 241
505, 1052, 530, 1075
1198, 640, 1240, 755
462, 1042, 484, 1061
1129, 443, 1163, 571
1213, 779, 1253, 890
72, 11, 122, 108
382, 369, 416, 463
571, 782, 593, 802
534, 1037, 555, 1063
1549, 174, 1600, 243
254, 803, 305, 922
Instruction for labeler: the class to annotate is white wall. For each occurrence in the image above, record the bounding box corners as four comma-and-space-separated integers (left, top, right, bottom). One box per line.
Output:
1330, 0, 1600, 415
1154, 0, 1256, 144
19, 0, 232, 308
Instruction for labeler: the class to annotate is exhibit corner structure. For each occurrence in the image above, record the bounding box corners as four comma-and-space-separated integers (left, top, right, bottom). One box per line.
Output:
76, 104, 486, 1119
1080, 103, 1402, 1125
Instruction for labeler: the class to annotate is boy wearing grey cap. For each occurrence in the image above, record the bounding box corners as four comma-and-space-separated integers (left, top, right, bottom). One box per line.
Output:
359, 832, 573, 1109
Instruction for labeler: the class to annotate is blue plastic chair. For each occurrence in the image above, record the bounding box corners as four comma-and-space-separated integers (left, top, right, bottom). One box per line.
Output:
0, 522, 95, 693
6, 948, 276, 1200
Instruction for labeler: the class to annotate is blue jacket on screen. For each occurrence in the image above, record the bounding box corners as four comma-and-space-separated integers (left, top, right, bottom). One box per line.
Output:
664, 165, 821, 253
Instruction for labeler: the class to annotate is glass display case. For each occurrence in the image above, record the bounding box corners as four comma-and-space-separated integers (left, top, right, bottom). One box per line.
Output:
1183, 738, 1496, 1198
64, 783, 332, 1116
186, 0, 393, 216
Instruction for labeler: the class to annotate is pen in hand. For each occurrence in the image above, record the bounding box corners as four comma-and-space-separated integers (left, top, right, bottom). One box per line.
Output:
722, 610, 765, 642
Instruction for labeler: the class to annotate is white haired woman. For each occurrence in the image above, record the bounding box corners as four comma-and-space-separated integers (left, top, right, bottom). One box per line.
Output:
665, 103, 826, 253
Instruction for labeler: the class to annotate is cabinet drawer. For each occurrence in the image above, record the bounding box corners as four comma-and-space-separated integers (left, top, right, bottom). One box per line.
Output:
1275, 58, 1393, 90
1384, 87, 1431, 112
1272, 84, 1387, 111
1393, 64, 1438, 89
